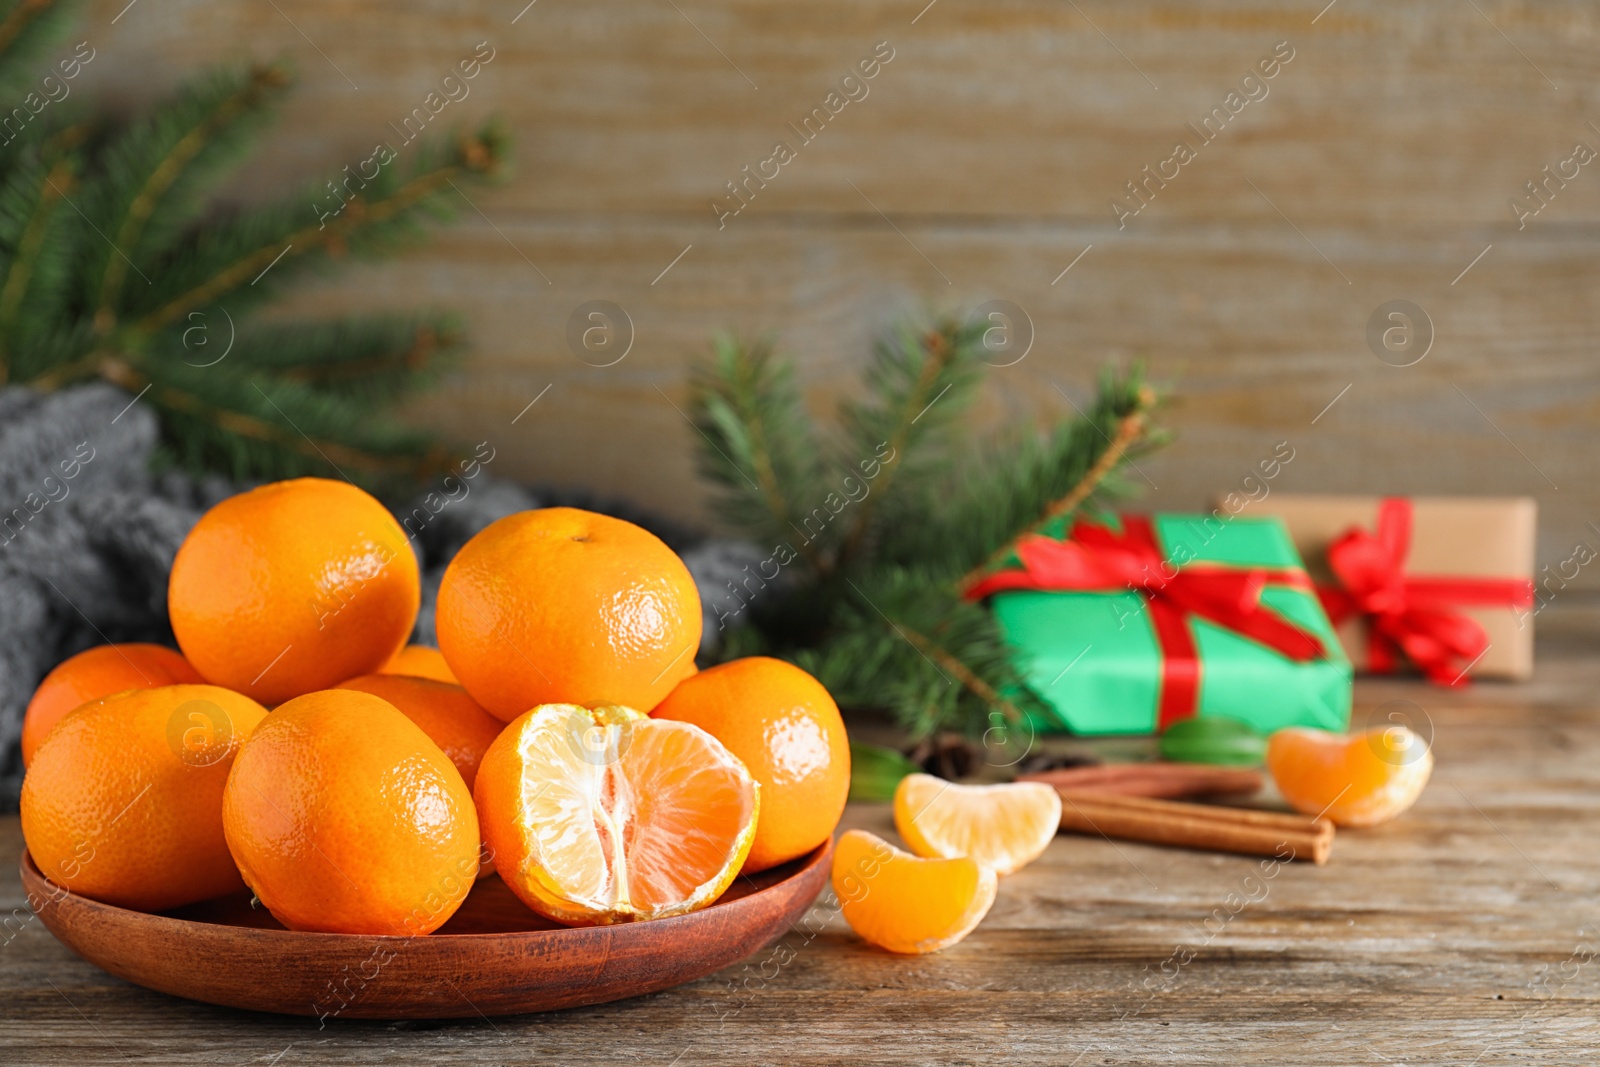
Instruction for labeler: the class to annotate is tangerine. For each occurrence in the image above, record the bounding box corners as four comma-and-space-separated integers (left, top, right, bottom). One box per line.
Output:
21, 684, 267, 911
222, 688, 480, 934
379, 644, 457, 684
832, 829, 996, 955
651, 656, 848, 873
474, 704, 758, 925
21, 643, 202, 767
337, 674, 502, 789
437, 508, 700, 720
893, 773, 1060, 876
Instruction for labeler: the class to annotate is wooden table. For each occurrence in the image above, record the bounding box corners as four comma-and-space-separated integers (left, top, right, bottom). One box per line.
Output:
4, 655, 1599, 1065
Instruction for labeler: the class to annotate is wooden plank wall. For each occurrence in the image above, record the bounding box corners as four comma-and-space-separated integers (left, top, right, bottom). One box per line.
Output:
78, 0, 1600, 587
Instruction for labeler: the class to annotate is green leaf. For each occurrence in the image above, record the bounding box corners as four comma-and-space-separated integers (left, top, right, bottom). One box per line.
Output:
1158, 716, 1267, 767
847, 741, 919, 802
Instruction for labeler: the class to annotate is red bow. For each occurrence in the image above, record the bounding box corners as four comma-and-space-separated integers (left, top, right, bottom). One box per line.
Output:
1318, 498, 1533, 685
967, 515, 1326, 730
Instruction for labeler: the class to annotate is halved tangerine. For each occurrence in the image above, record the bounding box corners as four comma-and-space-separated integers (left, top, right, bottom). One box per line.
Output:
1266, 725, 1433, 827
473, 704, 759, 925
831, 829, 997, 955
893, 773, 1061, 876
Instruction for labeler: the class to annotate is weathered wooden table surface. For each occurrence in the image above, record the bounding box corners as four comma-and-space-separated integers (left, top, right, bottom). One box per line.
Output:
4, 644, 1598, 1065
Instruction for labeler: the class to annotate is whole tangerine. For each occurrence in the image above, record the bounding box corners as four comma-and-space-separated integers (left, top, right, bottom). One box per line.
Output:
222, 688, 480, 935
337, 674, 503, 789
21, 684, 268, 911
21, 643, 203, 767
436, 508, 701, 720
651, 656, 849, 873
169, 478, 419, 705
379, 644, 457, 684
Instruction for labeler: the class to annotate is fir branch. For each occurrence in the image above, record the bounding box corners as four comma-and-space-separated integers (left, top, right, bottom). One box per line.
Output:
691, 335, 830, 573
0, 5, 504, 484
728, 346, 810, 543
90, 63, 290, 324
133, 146, 492, 334
0, 153, 68, 381
690, 321, 1167, 745
98, 355, 446, 480
833, 329, 946, 571
958, 380, 1157, 591
250, 316, 455, 378
202, 315, 460, 406
892, 616, 1025, 728
832, 317, 985, 572
0, 0, 46, 58
823, 567, 1044, 741
0, 0, 69, 87
13, 340, 95, 389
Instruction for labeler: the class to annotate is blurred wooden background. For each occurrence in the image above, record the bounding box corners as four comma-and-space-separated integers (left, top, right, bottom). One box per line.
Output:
80, 0, 1600, 586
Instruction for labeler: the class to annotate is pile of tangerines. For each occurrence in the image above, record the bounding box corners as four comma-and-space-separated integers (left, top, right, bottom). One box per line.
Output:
21, 475, 1065, 954
19, 478, 858, 938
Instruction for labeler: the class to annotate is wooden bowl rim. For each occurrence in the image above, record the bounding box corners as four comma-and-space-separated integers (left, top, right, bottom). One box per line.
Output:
18, 841, 832, 945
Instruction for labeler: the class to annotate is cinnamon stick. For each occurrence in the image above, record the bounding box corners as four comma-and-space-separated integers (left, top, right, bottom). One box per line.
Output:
1054, 790, 1334, 865
1020, 762, 1264, 800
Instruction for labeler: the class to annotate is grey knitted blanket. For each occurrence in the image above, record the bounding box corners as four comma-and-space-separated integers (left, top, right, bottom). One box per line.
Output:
0, 384, 761, 810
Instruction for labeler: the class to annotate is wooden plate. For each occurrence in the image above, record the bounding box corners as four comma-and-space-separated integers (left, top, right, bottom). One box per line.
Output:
20, 841, 831, 1019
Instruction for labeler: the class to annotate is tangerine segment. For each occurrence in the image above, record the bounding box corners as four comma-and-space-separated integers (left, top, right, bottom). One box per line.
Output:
832, 830, 996, 955
893, 773, 1061, 876
1266, 726, 1434, 828
21, 643, 203, 767
474, 705, 759, 926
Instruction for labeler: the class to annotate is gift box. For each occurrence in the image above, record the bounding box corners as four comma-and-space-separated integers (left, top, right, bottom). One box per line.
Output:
1242, 495, 1537, 682
971, 513, 1352, 737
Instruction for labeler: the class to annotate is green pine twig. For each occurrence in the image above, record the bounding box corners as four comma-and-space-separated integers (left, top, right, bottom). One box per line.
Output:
687, 317, 1167, 745
90, 64, 291, 326
831, 318, 986, 574
0, 153, 68, 381
692, 335, 831, 574
0, 2, 510, 486
135, 129, 501, 334
958, 381, 1156, 591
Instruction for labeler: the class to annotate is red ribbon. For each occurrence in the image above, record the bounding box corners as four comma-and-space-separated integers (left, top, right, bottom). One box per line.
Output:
967, 515, 1326, 730
1318, 498, 1534, 685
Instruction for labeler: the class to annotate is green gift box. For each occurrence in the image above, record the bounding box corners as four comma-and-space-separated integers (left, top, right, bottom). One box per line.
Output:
979, 513, 1351, 736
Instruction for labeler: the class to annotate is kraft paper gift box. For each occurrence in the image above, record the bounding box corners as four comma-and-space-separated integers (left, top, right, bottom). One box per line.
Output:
1243, 495, 1537, 682
972, 513, 1352, 737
